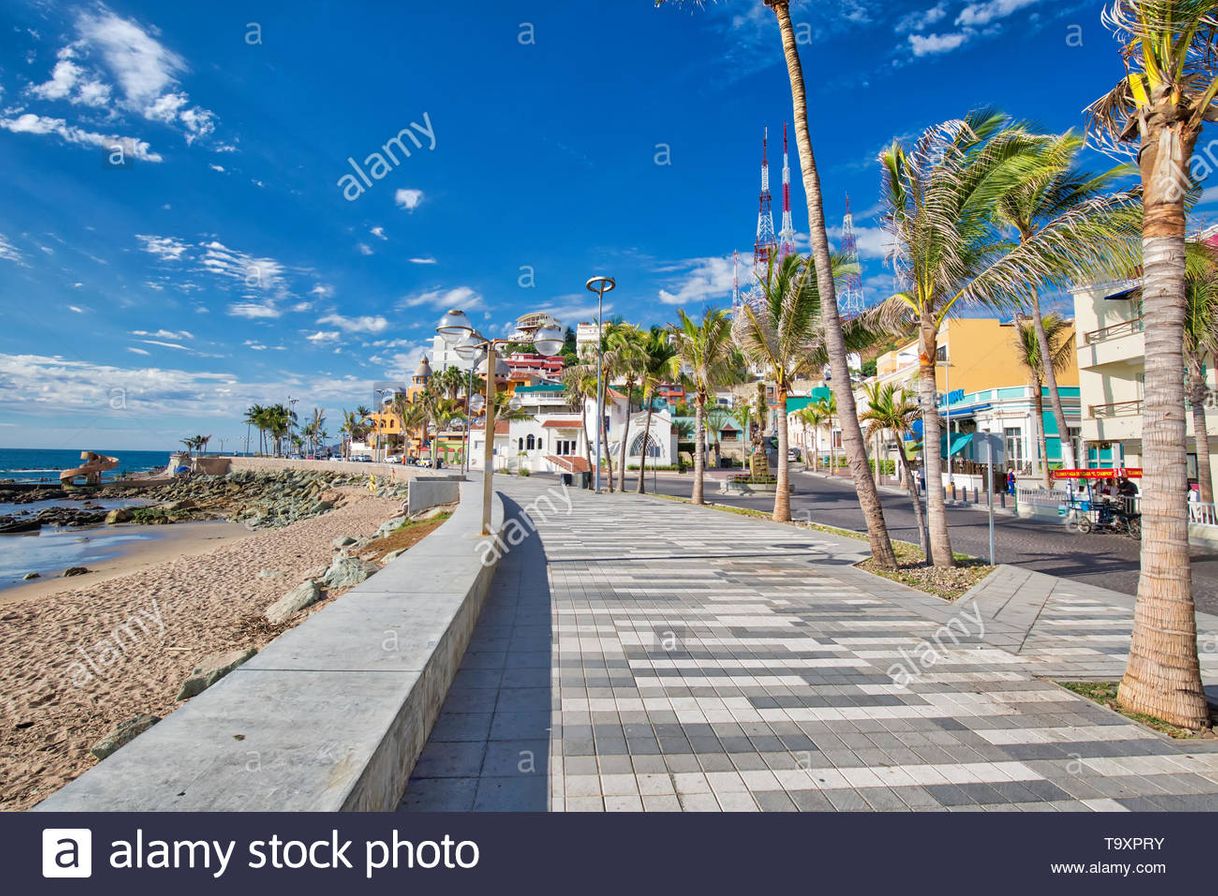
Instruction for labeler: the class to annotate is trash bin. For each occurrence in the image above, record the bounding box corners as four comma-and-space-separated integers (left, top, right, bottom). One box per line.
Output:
560, 472, 573, 487
580, 471, 592, 489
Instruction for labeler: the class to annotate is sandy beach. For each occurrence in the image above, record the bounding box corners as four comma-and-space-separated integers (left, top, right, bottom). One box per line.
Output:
0, 488, 402, 810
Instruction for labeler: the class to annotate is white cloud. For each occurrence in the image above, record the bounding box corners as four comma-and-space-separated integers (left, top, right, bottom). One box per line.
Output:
317, 313, 389, 334
126, 347, 150, 356
896, 3, 947, 32
68, 305, 86, 313
131, 328, 193, 340
400, 285, 482, 311
656, 256, 735, 306
306, 330, 340, 343
409, 256, 437, 265
908, 32, 968, 56
356, 242, 373, 256
370, 226, 386, 240
956, 0, 1041, 27
227, 301, 281, 319
310, 284, 335, 299
199, 241, 284, 292
29, 50, 112, 107
394, 188, 423, 211
136, 233, 188, 260
0, 113, 162, 161
0, 233, 24, 264
208, 163, 225, 173
828, 223, 895, 260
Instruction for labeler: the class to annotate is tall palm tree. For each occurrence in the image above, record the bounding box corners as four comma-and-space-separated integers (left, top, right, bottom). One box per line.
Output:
635, 326, 679, 493
815, 393, 838, 475
875, 110, 1058, 567
705, 404, 734, 471
670, 308, 735, 505
245, 404, 267, 455
1088, 0, 1217, 729
563, 364, 599, 480
1185, 240, 1218, 503
655, 0, 899, 568
860, 381, 930, 558
1013, 314, 1076, 488
995, 132, 1141, 472
605, 322, 649, 491
736, 253, 843, 521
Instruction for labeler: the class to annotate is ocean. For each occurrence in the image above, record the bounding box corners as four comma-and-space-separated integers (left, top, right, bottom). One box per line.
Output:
0, 448, 173, 484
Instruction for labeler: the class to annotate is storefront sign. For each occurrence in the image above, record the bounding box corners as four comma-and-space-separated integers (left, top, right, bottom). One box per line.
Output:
1051, 468, 1142, 480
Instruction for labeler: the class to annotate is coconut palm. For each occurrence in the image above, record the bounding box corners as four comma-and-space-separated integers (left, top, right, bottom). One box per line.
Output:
635, 326, 679, 492
860, 381, 930, 558
303, 408, 326, 456
655, 0, 899, 568
705, 404, 734, 470
875, 110, 1062, 567
1185, 240, 1218, 503
670, 307, 735, 505
1012, 314, 1076, 488
605, 322, 649, 491
563, 364, 599, 481
994, 132, 1141, 472
815, 393, 838, 475
797, 404, 826, 471
1087, 0, 1218, 729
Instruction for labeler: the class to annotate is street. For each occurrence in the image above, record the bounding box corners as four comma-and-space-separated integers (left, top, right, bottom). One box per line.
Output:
639, 466, 1218, 618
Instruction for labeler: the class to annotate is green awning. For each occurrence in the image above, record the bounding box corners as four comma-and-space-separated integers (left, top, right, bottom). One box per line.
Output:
947, 432, 973, 457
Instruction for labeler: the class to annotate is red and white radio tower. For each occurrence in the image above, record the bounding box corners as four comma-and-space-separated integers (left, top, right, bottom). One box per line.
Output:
778, 123, 796, 258
753, 128, 778, 270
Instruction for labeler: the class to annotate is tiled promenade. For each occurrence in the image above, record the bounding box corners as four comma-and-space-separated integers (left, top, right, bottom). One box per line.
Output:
401, 478, 1218, 812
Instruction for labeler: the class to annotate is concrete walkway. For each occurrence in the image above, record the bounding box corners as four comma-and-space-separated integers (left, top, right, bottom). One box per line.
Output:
400, 478, 1218, 812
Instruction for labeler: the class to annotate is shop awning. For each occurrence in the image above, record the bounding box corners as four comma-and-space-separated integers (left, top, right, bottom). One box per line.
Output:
947, 432, 973, 457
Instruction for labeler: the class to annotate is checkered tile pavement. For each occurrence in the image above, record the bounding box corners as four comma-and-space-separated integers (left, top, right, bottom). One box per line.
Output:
400, 478, 1218, 812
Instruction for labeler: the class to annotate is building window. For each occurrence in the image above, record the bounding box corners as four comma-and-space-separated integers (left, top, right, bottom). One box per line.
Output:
556, 438, 575, 455
526, 434, 536, 450
1004, 427, 1023, 468
630, 431, 662, 458
936, 345, 948, 362
517, 437, 524, 450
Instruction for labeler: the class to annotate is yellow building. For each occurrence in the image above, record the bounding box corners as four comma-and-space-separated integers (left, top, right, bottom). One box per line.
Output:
872, 317, 1079, 394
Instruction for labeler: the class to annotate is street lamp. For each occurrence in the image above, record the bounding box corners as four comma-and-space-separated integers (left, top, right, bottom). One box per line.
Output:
585, 275, 616, 493
437, 309, 561, 534
454, 334, 485, 474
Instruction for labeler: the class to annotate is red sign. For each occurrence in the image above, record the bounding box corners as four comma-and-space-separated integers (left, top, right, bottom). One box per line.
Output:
1051, 468, 1142, 480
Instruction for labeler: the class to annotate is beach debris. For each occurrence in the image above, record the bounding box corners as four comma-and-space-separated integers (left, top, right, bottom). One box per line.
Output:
63, 566, 90, 577
90, 714, 160, 760
104, 507, 133, 524
22, 571, 40, 580
265, 580, 322, 624
322, 556, 379, 589
176, 647, 257, 700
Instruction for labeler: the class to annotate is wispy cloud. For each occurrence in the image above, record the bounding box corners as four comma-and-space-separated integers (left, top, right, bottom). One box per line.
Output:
0, 112, 162, 161
400, 285, 482, 311
0, 233, 25, 265
394, 188, 423, 211
656, 256, 735, 307
317, 313, 388, 334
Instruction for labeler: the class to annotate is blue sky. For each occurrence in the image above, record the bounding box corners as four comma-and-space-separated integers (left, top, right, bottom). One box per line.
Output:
0, 0, 1196, 449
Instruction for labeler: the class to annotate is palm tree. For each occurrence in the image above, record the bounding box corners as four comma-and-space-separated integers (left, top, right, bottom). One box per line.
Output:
797, 404, 826, 471
605, 322, 649, 491
1185, 240, 1218, 503
875, 110, 1056, 567
635, 326, 679, 493
670, 308, 735, 505
1012, 314, 1075, 488
655, 0, 898, 568
815, 394, 837, 475
995, 132, 1141, 473
303, 408, 326, 455
1087, 0, 1217, 729
563, 364, 599, 480
860, 381, 930, 558
245, 404, 267, 455
705, 404, 734, 471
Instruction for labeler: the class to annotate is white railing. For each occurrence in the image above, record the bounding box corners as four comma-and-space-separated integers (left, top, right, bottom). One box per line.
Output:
1190, 501, 1218, 527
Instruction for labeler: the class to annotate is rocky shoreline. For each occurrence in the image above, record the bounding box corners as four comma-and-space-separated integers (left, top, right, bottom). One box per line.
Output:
0, 469, 411, 534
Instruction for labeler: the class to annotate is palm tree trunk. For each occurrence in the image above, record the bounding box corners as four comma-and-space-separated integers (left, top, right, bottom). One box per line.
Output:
602, 414, 615, 493
1033, 381, 1050, 489
636, 403, 655, 494
1188, 355, 1214, 505
692, 396, 706, 505
1030, 287, 1075, 470
774, 386, 791, 521
770, 0, 897, 570
829, 418, 836, 476
919, 317, 954, 567
1119, 127, 1206, 728
581, 402, 595, 488
618, 388, 632, 492
897, 438, 930, 560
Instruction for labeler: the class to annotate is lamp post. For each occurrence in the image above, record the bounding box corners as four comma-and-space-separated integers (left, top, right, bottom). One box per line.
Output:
454, 334, 485, 474
585, 275, 616, 493
438, 309, 563, 534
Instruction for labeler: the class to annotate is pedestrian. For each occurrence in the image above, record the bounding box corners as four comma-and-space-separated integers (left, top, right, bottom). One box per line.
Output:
1006, 470, 1016, 495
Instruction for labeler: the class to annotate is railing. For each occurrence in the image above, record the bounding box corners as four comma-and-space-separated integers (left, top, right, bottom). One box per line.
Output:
1190, 501, 1218, 527
1089, 399, 1142, 418
1084, 316, 1144, 344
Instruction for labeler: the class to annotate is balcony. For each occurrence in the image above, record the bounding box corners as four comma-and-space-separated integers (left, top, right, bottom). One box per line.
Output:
1077, 316, 1145, 370
1082, 399, 1142, 442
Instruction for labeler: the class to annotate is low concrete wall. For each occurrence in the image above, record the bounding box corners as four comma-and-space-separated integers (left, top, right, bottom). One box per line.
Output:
36, 481, 504, 812
408, 478, 460, 515
220, 455, 464, 484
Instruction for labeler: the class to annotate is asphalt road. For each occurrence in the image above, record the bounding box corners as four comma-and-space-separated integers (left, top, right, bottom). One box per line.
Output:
639, 466, 1218, 618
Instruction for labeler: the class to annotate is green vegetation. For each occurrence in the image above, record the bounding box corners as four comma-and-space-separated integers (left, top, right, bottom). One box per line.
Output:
1057, 681, 1216, 739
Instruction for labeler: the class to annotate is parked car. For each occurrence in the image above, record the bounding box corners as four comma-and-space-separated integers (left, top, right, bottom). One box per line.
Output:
787, 448, 801, 463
